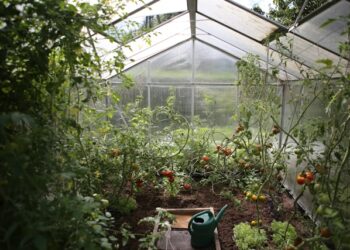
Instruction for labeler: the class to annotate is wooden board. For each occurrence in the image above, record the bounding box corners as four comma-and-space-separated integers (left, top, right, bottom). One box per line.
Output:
151, 207, 221, 250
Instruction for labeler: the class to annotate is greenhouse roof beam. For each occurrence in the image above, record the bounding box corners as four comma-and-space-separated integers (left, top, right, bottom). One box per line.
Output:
187, 0, 197, 37
107, 0, 349, 81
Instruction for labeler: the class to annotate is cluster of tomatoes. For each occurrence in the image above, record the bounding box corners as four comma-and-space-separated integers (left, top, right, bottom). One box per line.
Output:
160, 169, 192, 190
296, 171, 314, 185
160, 169, 175, 183
245, 191, 266, 202
215, 145, 233, 156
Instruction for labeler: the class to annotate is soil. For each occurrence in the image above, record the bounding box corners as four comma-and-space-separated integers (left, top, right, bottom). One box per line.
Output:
114, 184, 313, 250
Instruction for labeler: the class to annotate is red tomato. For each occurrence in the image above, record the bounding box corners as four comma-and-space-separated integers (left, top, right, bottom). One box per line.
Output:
161, 170, 173, 177
183, 183, 191, 190
136, 179, 143, 188
296, 174, 305, 185
305, 171, 314, 183
202, 155, 210, 162
251, 194, 258, 201
168, 175, 175, 183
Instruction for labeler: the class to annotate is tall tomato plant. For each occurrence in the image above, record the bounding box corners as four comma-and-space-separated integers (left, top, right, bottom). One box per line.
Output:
0, 0, 134, 249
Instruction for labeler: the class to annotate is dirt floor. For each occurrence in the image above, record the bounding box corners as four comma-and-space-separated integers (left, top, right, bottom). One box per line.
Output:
114, 184, 313, 249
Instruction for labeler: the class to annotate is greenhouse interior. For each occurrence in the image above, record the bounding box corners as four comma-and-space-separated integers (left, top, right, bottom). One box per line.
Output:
1, 0, 350, 249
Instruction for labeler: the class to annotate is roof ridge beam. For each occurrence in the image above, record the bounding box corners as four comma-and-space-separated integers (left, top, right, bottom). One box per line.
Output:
187, 0, 197, 37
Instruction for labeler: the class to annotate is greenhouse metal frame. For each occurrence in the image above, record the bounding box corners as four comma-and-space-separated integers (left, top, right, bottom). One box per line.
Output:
96, 0, 350, 217
98, 0, 350, 134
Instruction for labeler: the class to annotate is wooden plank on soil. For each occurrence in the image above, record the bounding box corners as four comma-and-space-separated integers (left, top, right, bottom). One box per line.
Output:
151, 207, 221, 250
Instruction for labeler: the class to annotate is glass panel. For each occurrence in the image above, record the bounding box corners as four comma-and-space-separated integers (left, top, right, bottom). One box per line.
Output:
111, 85, 148, 126
196, 29, 247, 59
196, 14, 266, 56
113, 85, 148, 108
118, 0, 154, 15
93, 33, 119, 55
283, 83, 303, 130
111, 0, 187, 42
196, 14, 303, 80
109, 0, 155, 23
150, 86, 192, 121
122, 13, 191, 69
271, 34, 348, 75
127, 0, 187, 18
194, 40, 238, 83
296, 0, 350, 55
196, 28, 297, 81
197, 0, 279, 41
125, 63, 148, 84
109, 61, 148, 84
149, 41, 192, 83
194, 86, 237, 129
282, 81, 328, 216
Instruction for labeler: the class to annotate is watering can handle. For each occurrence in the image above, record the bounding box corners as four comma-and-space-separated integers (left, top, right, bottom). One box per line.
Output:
188, 210, 210, 235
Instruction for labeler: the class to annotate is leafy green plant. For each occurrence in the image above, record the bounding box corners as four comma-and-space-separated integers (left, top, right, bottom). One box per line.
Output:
0, 0, 146, 249
113, 196, 138, 215
233, 222, 267, 250
271, 220, 297, 249
220, 189, 242, 207
138, 208, 175, 249
118, 223, 136, 249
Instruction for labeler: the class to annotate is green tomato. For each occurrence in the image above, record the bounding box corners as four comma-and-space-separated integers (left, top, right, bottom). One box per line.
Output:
318, 193, 331, 205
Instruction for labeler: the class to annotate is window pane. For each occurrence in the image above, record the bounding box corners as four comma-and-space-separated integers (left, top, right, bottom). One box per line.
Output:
197, 0, 279, 41
296, 0, 350, 54
194, 86, 237, 128
194, 40, 238, 83
150, 41, 192, 83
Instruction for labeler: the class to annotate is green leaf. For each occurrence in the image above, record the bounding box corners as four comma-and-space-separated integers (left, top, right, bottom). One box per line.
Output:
320, 18, 336, 28
316, 59, 333, 68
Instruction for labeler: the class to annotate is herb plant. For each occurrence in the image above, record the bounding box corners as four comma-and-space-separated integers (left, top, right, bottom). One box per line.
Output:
233, 222, 267, 250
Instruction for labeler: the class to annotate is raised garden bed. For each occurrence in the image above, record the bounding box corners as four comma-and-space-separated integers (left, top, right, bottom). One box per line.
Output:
115, 184, 313, 250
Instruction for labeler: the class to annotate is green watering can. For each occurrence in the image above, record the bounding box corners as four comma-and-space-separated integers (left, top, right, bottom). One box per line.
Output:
188, 204, 228, 248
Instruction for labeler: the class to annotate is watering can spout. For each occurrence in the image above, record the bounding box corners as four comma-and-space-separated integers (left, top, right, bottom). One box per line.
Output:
215, 204, 228, 225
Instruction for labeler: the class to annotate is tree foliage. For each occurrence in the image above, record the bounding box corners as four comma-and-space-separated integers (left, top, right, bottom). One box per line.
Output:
268, 0, 328, 26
